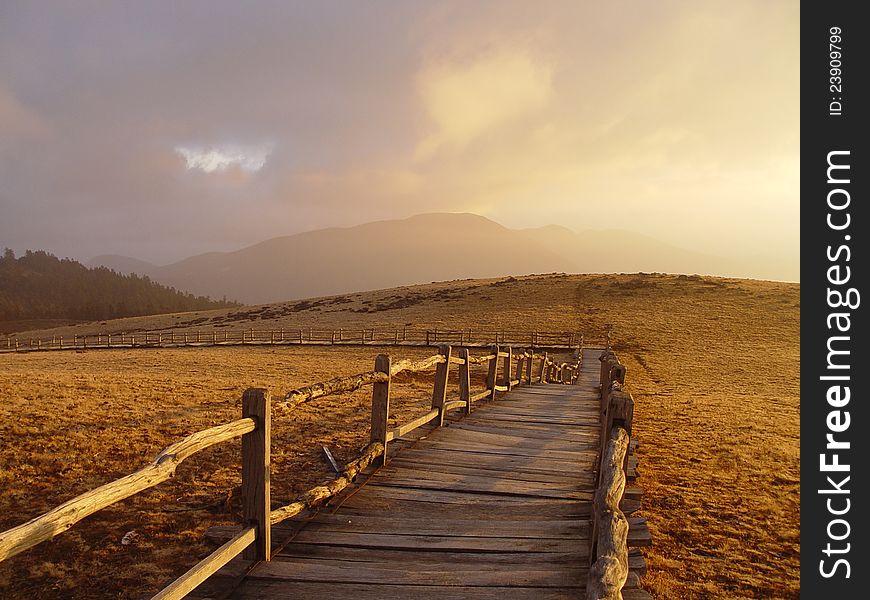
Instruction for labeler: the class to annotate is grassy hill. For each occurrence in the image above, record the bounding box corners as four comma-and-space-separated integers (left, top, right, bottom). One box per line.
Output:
0, 273, 799, 599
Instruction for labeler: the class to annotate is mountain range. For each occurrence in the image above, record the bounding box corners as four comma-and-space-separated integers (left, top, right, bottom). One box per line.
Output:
88, 213, 796, 304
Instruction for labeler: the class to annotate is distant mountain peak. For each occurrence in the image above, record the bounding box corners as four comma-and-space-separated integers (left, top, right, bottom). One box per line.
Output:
79, 212, 796, 304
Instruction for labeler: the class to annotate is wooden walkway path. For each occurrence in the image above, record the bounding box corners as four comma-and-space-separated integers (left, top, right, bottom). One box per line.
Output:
190, 348, 648, 599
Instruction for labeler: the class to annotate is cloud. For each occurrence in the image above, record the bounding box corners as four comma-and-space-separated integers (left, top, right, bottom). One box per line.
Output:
416, 50, 553, 157
175, 143, 274, 174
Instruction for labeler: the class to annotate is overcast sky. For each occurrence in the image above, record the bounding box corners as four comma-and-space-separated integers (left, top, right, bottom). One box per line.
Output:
0, 1, 799, 269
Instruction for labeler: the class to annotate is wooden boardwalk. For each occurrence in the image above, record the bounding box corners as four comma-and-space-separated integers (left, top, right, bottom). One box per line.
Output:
191, 348, 648, 599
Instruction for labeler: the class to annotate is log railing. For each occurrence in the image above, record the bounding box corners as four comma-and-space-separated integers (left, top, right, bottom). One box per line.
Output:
1, 327, 585, 353
0, 343, 580, 599
587, 349, 637, 600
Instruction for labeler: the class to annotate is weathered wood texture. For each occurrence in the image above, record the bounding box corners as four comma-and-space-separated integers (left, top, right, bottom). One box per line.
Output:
195, 348, 607, 599
370, 355, 391, 465
279, 370, 390, 413
241, 389, 271, 561
269, 442, 384, 525
587, 426, 630, 600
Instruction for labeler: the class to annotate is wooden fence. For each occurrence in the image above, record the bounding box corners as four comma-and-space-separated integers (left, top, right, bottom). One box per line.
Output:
0, 327, 584, 353
587, 350, 637, 600
0, 344, 579, 599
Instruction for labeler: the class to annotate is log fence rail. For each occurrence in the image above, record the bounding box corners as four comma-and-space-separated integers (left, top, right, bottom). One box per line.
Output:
587, 349, 646, 600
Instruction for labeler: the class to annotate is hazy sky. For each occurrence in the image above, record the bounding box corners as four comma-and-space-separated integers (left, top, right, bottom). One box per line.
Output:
0, 1, 799, 267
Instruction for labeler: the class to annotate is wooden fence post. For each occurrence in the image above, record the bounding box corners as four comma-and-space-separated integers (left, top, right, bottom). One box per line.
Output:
431, 345, 452, 426
538, 352, 548, 384
487, 345, 500, 399
370, 355, 391, 467
525, 353, 533, 384
504, 347, 513, 391
609, 390, 634, 437
516, 356, 524, 387
459, 348, 471, 414
241, 388, 271, 561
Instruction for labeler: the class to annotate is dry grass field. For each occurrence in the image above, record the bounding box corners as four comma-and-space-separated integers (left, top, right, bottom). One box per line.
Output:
0, 273, 800, 599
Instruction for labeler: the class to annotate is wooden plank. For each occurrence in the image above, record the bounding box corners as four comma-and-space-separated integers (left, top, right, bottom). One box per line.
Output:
442, 399, 466, 413
278, 530, 586, 553
434, 421, 599, 440
151, 526, 255, 600
335, 494, 593, 518
273, 546, 587, 565
392, 445, 598, 469
421, 428, 598, 451
375, 461, 596, 485
229, 581, 583, 600
297, 514, 589, 539
335, 486, 590, 511
468, 406, 598, 418
628, 517, 651, 547
447, 422, 597, 441
247, 559, 585, 587
463, 414, 598, 427
381, 460, 593, 483
470, 389, 492, 402
628, 548, 647, 575
387, 408, 438, 442
365, 476, 590, 500
410, 439, 598, 461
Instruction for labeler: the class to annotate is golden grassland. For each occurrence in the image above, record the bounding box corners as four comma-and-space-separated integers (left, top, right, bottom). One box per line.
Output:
0, 273, 799, 599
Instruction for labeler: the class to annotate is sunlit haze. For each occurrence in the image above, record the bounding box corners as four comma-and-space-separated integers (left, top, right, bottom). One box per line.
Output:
0, 1, 798, 279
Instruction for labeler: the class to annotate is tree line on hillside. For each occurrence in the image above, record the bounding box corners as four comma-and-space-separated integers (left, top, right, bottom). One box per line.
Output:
0, 249, 241, 321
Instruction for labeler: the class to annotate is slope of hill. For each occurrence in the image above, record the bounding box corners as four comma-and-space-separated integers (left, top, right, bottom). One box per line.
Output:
518, 225, 798, 281
0, 249, 240, 332
0, 273, 800, 599
87, 213, 796, 305
86, 254, 157, 275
